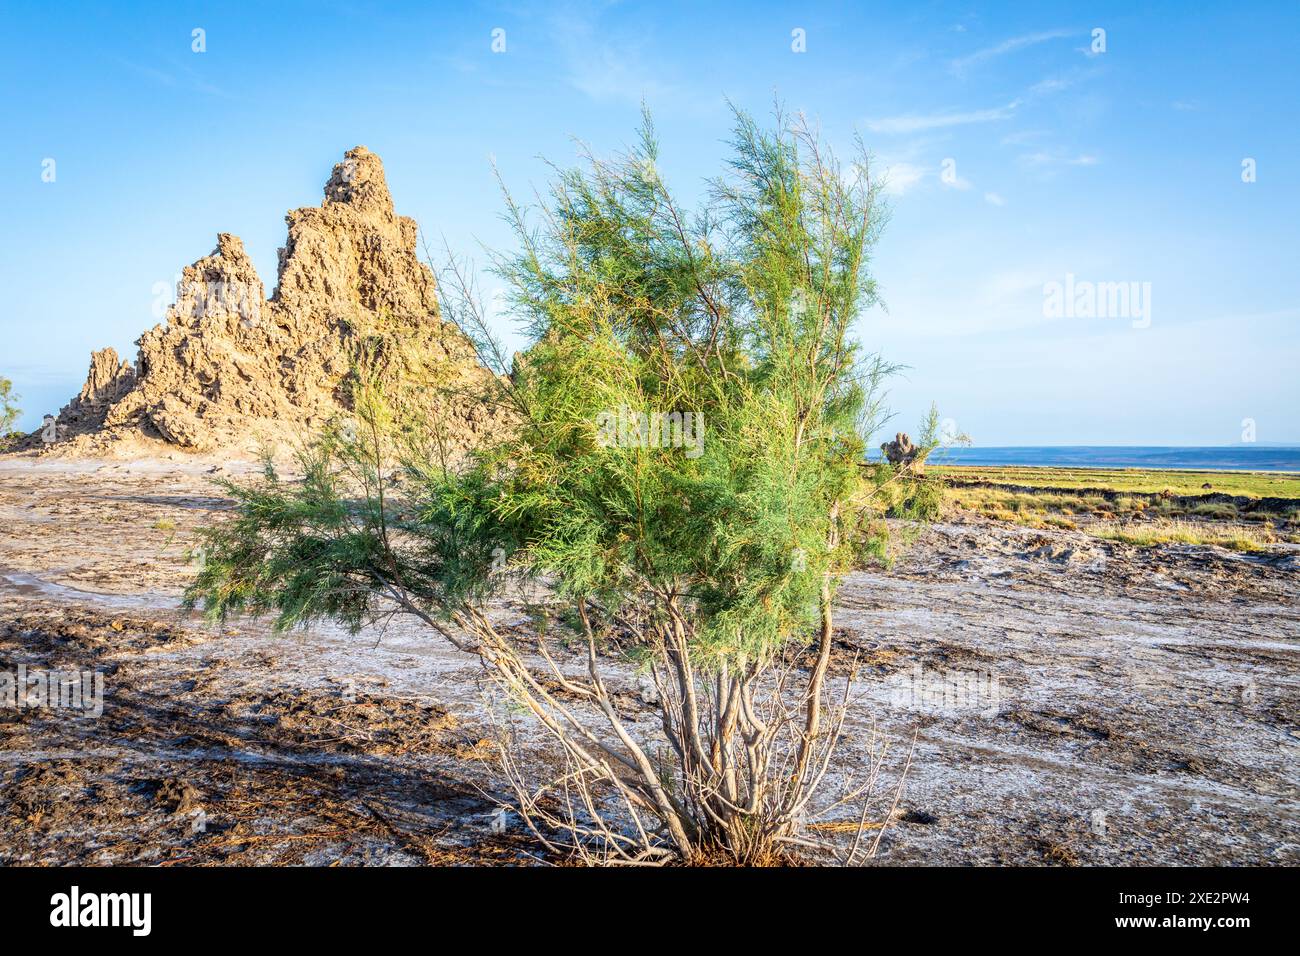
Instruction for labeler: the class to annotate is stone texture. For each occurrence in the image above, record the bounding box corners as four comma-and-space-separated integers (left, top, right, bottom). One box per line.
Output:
881, 432, 922, 470
41, 147, 506, 458
55, 348, 136, 433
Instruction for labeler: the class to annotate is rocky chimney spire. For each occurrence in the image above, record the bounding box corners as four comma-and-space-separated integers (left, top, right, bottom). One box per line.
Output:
274, 145, 434, 319
40, 146, 508, 457
322, 146, 394, 215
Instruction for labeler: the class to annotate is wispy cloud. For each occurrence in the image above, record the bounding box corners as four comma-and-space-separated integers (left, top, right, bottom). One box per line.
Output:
566, 45, 676, 103
1020, 150, 1099, 168
984, 191, 1005, 206
1029, 75, 1072, 95
117, 58, 176, 87
866, 100, 1021, 134
950, 29, 1074, 75
1000, 129, 1046, 147
868, 50, 1094, 137
549, 4, 677, 105
881, 162, 926, 196
114, 57, 230, 98
876, 156, 982, 198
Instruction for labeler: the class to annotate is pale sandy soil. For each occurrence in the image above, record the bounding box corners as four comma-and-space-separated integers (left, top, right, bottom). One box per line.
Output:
0, 457, 1296, 865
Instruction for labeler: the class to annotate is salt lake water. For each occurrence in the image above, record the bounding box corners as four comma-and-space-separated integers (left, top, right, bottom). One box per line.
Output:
928, 446, 1300, 472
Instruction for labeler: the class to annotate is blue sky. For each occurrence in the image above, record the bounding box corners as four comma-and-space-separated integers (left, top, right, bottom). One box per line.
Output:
2, 0, 1297, 443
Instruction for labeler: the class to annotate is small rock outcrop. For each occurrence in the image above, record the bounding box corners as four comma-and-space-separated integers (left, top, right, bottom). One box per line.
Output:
881, 432, 923, 470
56, 348, 136, 433
40, 147, 507, 457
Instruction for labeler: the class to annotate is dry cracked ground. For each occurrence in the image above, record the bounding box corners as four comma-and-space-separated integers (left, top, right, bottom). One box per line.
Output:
0, 458, 1296, 866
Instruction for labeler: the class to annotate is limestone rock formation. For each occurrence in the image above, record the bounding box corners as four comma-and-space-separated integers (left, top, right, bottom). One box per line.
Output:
42, 146, 506, 458
881, 432, 922, 470
56, 348, 136, 433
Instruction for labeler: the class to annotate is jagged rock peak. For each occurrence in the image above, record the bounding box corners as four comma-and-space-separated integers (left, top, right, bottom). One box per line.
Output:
213, 232, 250, 260
273, 146, 435, 321
29, 146, 510, 459
76, 348, 136, 408
170, 232, 265, 328
323, 146, 394, 215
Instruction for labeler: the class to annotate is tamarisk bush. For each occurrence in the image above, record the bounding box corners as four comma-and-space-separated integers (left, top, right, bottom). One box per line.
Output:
186, 108, 922, 864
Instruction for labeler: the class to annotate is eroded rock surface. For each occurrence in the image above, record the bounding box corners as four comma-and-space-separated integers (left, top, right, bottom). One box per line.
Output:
881, 432, 922, 470
38, 147, 506, 457
56, 348, 136, 434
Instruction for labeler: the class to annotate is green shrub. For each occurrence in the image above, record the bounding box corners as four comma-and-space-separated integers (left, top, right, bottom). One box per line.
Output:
186, 108, 907, 865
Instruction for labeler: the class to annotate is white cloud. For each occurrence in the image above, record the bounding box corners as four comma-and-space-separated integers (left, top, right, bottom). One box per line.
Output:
1020, 151, 1099, 168
881, 162, 926, 195
982, 269, 1049, 305
1029, 75, 1071, 95
868, 61, 1089, 138
950, 30, 1074, 75
867, 100, 1021, 134
548, 5, 677, 105
567, 46, 674, 103
984, 192, 1005, 206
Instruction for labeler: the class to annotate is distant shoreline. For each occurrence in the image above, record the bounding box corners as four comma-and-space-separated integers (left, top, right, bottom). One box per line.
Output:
926, 446, 1300, 472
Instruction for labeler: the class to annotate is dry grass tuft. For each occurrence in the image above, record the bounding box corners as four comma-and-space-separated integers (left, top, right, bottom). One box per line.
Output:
1090, 519, 1278, 552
